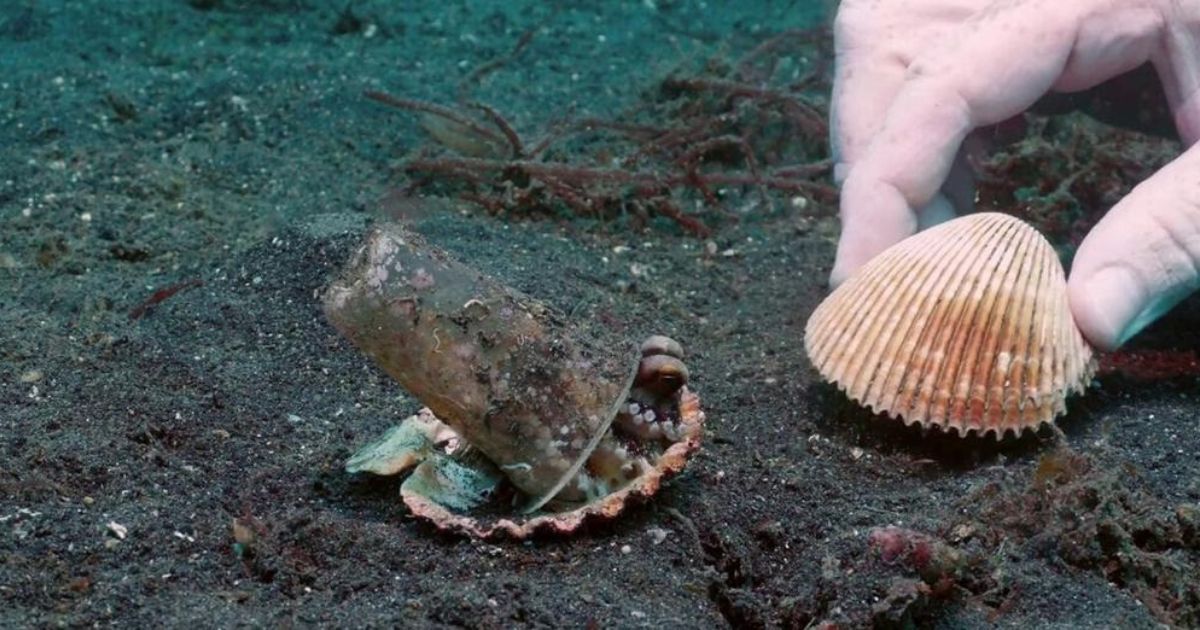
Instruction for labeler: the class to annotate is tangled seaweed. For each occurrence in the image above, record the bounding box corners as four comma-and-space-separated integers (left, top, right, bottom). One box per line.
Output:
368, 28, 837, 236
974, 113, 1175, 256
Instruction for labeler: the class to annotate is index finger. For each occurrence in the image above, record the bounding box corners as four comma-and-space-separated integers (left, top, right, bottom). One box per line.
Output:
830, 33, 910, 184
831, 0, 1154, 286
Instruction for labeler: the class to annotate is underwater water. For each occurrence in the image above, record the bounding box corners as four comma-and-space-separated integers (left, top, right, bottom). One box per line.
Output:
2, 1, 1199, 627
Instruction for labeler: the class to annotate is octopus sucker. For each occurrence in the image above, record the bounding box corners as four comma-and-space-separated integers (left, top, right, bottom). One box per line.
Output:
327, 222, 705, 539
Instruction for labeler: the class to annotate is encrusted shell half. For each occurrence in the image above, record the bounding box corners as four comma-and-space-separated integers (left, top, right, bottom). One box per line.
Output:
324, 222, 637, 511
402, 388, 705, 539
805, 212, 1096, 438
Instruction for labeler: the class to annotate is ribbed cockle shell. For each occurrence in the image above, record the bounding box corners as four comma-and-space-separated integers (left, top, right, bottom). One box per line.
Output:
805, 212, 1097, 438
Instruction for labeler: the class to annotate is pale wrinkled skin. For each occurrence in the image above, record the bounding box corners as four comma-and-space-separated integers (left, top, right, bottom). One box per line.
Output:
829, 0, 1200, 351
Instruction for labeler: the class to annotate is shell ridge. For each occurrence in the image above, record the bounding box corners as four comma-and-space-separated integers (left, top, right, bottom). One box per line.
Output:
946, 218, 1025, 432
1011, 232, 1050, 430
1036, 252, 1060, 424
810, 253, 905, 384
885, 217, 997, 422
812, 236, 912, 355
855, 246, 940, 406
1048, 263, 1070, 413
1035, 234, 1066, 423
1008, 226, 1055, 430
921, 217, 1021, 429
978, 224, 1039, 432
880, 217, 1007, 415
857, 224, 975, 411
829, 243, 929, 394
806, 256, 894, 360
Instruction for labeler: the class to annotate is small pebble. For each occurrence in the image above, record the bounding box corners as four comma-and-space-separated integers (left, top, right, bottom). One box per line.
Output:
620, 544, 632, 554
19, 370, 43, 384
753, 519, 785, 549
106, 521, 128, 540
232, 519, 255, 545
950, 523, 976, 542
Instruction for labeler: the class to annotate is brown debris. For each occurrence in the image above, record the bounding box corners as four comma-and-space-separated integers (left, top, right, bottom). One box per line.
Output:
128, 279, 204, 320
367, 26, 835, 237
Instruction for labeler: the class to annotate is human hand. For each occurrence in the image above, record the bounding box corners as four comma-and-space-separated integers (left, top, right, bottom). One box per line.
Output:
828, 0, 1200, 351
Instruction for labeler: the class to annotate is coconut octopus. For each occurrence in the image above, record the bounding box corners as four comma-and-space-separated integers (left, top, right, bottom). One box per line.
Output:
325, 222, 705, 539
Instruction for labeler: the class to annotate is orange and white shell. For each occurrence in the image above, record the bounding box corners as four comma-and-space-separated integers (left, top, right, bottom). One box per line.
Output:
805, 212, 1096, 438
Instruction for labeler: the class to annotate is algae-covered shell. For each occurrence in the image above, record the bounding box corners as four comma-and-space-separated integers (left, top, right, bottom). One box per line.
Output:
324, 222, 636, 511
805, 212, 1096, 437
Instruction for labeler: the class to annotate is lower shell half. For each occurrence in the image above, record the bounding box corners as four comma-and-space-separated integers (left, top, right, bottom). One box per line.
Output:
346, 387, 704, 539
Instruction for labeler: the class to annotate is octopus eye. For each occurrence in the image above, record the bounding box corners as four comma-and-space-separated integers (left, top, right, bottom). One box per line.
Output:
640, 335, 684, 360
637, 354, 689, 396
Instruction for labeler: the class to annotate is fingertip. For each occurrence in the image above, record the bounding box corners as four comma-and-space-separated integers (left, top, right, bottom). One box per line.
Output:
828, 174, 919, 288
829, 243, 867, 288
828, 260, 851, 289
1067, 265, 1142, 351
1068, 142, 1200, 349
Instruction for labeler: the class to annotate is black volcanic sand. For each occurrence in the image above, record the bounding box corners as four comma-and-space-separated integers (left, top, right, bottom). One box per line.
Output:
3, 1, 1199, 628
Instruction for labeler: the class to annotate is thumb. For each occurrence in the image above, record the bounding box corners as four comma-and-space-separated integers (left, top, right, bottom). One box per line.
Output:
1068, 144, 1200, 351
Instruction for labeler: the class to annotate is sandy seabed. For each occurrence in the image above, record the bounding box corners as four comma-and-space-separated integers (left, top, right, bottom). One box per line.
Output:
2, 1, 1198, 627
